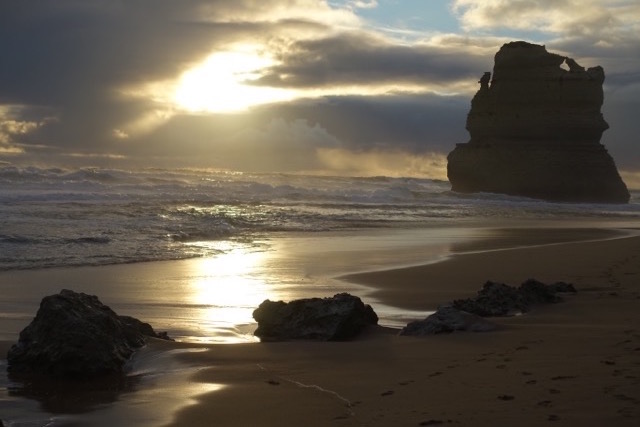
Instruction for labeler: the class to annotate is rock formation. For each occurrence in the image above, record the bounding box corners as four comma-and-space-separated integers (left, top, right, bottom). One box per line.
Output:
400, 306, 498, 335
7, 289, 171, 380
253, 293, 378, 341
447, 41, 630, 203
452, 279, 576, 317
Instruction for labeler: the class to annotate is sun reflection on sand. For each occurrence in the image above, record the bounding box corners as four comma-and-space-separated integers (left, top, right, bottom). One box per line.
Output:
186, 241, 277, 342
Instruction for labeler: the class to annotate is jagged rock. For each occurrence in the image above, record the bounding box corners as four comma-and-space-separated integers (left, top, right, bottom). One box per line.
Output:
453, 281, 525, 316
6, 289, 171, 379
400, 306, 498, 335
447, 41, 630, 203
253, 293, 378, 341
452, 279, 577, 317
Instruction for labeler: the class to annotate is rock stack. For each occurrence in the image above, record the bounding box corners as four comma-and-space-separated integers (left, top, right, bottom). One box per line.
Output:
447, 41, 630, 203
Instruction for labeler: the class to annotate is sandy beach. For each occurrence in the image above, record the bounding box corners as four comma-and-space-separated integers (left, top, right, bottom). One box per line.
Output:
2, 228, 640, 426
161, 233, 640, 427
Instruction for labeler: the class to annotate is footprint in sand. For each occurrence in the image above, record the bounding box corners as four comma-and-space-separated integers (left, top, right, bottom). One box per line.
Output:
497, 395, 515, 401
550, 375, 576, 381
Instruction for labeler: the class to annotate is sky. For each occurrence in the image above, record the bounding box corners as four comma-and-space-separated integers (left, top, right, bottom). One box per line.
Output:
1, 0, 639, 185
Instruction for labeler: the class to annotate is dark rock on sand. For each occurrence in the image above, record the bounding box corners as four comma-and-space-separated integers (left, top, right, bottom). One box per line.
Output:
453, 281, 525, 316
452, 279, 577, 317
7, 289, 171, 379
447, 41, 629, 203
253, 293, 378, 341
400, 306, 498, 336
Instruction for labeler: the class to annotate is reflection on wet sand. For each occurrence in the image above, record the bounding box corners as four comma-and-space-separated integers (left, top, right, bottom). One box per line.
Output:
1, 341, 224, 427
186, 243, 277, 343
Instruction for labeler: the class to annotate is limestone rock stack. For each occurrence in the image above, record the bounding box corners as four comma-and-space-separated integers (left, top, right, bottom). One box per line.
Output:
447, 41, 630, 203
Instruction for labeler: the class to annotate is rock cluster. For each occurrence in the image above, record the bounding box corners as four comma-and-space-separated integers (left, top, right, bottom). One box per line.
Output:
452, 279, 576, 317
447, 41, 629, 203
253, 293, 378, 341
400, 306, 497, 336
401, 279, 576, 336
7, 289, 171, 380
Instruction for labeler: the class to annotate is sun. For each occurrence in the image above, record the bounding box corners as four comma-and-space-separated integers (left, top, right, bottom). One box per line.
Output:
173, 45, 295, 113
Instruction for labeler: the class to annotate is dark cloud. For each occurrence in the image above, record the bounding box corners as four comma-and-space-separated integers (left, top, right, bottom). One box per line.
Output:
113, 93, 469, 172
255, 32, 487, 88
0, 1, 637, 177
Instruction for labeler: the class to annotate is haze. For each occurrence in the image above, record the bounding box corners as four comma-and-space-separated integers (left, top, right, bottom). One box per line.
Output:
1, 0, 638, 186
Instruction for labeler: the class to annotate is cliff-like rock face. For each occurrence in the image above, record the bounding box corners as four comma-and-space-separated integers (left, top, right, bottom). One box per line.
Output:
447, 41, 630, 203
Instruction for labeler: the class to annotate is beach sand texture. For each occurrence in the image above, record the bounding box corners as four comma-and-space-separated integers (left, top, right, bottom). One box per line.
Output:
169, 234, 640, 426
2, 232, 640, 426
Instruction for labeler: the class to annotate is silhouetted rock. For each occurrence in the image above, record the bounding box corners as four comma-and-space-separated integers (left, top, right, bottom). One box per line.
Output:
452, 279, 577, 317
447, 41, 629, 203
7, 289, 171, 380
400, 306, 497, 335
453, 281, 525, 316
253, 293, 378, 341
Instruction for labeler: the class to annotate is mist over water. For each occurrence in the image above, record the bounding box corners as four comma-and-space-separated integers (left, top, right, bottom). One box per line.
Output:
1, 165, 639, 271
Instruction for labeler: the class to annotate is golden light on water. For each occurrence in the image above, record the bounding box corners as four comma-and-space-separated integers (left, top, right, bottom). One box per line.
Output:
173, 45, 295, 113
186, 242, 276, 342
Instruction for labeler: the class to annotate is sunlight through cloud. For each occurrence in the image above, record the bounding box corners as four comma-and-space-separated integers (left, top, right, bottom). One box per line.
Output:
173, 45, 296, 113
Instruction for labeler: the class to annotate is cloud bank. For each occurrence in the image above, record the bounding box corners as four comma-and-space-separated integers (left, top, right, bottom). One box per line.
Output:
0, 0, 638, 180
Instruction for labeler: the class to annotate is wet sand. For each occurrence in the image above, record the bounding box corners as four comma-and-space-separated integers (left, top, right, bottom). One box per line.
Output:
162, 234, 640, 427
2, 229, 640, 426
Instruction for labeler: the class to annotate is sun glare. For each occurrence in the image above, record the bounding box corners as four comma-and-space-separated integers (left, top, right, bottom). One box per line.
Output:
173, 46, 295, 113
187, 242, 276, 342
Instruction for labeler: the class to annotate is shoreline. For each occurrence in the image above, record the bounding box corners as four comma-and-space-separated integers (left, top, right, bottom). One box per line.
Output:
165, 233, 640, 426
341, 228, 639, 311
2, 227, 640, 426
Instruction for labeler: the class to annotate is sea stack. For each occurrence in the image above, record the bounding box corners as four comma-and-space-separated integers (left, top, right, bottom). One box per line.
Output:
447, 41, 630, 203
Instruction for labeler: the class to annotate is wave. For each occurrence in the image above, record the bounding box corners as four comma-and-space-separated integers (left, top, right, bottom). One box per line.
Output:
1, 165, 639, 271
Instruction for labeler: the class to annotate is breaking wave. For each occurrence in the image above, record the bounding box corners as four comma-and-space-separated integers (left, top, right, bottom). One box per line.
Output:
1, 165, 638, 270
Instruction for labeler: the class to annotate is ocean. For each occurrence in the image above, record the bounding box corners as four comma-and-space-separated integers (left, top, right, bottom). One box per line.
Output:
2, 165, 639, 272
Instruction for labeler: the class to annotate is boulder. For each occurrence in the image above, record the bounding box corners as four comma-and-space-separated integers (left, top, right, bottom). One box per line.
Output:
7, 289, 171, 379
400, 306, 498, 336
253, 293, 378, 341
447, 41, 629, 203
452, 279, 577, 317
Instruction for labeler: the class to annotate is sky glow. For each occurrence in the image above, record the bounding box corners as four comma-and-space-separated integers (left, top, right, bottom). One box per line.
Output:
0, 0, 638, 183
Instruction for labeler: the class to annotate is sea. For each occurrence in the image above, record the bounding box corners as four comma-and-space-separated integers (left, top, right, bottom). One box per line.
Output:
2, 165, 639, 272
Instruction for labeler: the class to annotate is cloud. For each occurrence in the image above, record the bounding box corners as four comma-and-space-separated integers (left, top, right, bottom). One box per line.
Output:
346, 1, 379, 10
0, 0, 638, 178
255, 32, 487, 90
221, 118, 342, 172
0, 106, 54, 155
452, 0, 629, 34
